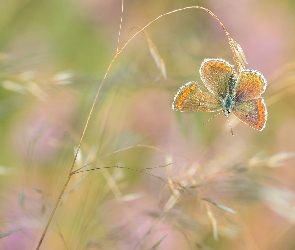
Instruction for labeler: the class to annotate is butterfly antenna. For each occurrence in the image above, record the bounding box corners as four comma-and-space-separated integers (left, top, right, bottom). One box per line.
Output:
203, 112, 222, 126
227, 116, 234, 136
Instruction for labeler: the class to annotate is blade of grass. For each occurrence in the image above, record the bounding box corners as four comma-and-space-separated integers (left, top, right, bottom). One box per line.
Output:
148, 235, 167, 250
0, 228, 22, 239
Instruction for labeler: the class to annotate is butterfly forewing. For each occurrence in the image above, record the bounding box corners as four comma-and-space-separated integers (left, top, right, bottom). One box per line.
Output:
235, 70, 267, 103
172, 81, 222, 112
233, 98, 267, 131
200, 58, 236, 99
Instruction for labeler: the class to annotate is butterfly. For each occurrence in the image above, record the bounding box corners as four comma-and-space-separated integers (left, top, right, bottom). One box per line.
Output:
172, 58, 267, 131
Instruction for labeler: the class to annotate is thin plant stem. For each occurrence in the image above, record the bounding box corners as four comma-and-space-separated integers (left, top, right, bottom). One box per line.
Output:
72, 165, 171, 183
116, 0, 124, 54
36, 175, 72, 249
74, 144, 167, 173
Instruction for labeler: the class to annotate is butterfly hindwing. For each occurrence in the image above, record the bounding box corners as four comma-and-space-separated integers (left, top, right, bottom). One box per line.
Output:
233, 98, 267, 131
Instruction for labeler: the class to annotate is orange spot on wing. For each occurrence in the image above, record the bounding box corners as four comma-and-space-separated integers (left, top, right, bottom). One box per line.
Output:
255, 99, 266, 130
175, 85, 194, 110
208, 61, 231, 72
225, 66, 231, 72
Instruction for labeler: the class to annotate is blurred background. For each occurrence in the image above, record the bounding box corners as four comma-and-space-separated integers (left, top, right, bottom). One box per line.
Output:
1, 0, 295, 249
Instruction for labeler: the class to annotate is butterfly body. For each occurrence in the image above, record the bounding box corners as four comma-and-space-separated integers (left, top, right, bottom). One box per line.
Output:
172, 58, 267, 131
